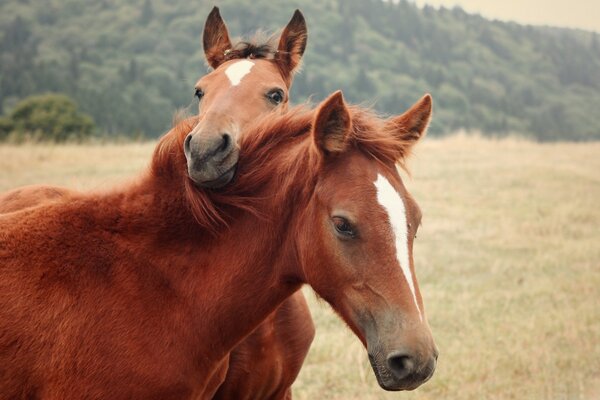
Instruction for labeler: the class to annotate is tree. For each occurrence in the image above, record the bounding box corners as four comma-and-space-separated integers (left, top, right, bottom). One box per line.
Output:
0, 16, 39, 113
592, 32, 599, 55
1, 0, 600, 140
4, 94, 95, 142
140, 0, 154, 25
355, 68, 376, 97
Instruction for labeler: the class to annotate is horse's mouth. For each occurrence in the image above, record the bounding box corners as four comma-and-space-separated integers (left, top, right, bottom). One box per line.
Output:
368, 353, 431, 391
195, 164, 237, 189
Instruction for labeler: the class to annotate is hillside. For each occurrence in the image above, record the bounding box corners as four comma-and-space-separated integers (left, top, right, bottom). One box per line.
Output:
1, 0, 599, 140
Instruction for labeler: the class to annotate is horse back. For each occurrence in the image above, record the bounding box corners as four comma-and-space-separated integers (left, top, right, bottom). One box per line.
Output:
0, 185, 74, 214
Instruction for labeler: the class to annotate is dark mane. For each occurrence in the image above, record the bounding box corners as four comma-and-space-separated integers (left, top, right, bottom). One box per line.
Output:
222, 33, 280, 62
149, 103, 415, 234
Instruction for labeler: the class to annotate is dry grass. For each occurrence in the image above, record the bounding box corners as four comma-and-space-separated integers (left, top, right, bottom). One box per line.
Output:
1, 135, 599, 399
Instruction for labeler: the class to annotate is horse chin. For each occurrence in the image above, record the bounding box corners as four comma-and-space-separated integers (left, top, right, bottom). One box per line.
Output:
368, 353, 403, 391
190, 164, 237, 189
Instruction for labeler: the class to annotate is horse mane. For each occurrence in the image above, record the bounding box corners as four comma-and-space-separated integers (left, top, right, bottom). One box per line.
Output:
237, 104, 415, 176
149, 116, 225, 232
149, 103, 415, 234
149, 115, 274, 235
223, 32, 280, 62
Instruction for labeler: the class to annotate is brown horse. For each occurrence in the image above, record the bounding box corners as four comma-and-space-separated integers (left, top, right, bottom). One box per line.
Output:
0, 7, 313, 400
0, 91, 437, 398
185, 7, 307, 188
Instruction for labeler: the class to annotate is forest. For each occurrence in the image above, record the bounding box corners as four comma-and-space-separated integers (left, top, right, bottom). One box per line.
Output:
1, 0, 599, 140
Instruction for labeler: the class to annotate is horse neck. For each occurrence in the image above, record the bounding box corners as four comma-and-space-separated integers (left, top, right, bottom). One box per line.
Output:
184, 136, 323, 361
107, 143, 315, 365
183, 138, 319, 361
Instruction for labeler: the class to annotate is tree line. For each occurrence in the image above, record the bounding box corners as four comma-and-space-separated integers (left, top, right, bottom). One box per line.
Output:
0, 0, 599, 141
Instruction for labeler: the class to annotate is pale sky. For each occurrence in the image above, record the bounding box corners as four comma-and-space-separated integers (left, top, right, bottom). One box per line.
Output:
413, 0, 600, 33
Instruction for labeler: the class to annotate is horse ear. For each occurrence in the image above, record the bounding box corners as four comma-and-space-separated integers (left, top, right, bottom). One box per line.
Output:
386, 94, 432, 159
203, 7, 232, 69
277, 10, 307, 80
313, 91, 352, 154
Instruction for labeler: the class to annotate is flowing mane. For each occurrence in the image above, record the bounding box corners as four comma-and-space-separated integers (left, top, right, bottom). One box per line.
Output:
149, 103, 418, 234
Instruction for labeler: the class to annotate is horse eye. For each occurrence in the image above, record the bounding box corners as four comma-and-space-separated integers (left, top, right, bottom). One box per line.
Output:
332, 216, 356, 239
195, 88, 204, 100
266, 89, 284, 105
409, 222, 418, 239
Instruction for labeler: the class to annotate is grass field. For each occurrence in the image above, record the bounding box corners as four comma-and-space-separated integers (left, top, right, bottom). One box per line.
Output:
1, 136, 599, 399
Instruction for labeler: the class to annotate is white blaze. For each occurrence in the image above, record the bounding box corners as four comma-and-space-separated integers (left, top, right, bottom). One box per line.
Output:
225, 60, 255, 86
374, 174, 422, 320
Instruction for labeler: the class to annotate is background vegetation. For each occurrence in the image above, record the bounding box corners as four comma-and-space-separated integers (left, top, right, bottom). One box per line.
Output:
0, 94, 94, 141
1, 0, 599, 141
1, 137, 598, 399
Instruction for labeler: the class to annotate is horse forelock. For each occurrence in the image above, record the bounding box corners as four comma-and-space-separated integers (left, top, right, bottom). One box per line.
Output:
224, 32, 279, 61
221, 32, 298, 85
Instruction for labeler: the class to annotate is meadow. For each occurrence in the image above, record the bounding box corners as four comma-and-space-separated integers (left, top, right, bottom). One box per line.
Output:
1, 135, 598, 399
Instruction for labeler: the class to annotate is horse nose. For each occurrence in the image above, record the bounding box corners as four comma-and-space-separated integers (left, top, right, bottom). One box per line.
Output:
387, 349, 437, 384
184, 133, 193, 154
216, 133, 231, 157
204, 133, 232, 160
184, 131, 239, 188
185, 132, 233, 163
386, 351, 416, 380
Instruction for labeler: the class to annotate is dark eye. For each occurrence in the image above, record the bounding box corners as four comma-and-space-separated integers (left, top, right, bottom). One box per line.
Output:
332, 216, 356, 239
409, 222, 419, 239
266, 89, 284, 105
195, 88, 204, 100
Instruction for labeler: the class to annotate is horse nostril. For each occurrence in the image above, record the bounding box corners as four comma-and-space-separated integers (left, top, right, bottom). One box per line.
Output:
219, 133, 231, 153
387, 352, 416, 380
184, 133, 193, 153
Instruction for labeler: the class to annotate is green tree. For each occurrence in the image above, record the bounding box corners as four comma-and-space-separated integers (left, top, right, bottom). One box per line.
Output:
0, 117, 14, 140
5, 94, 95, 142
140, 0, 154, 25
1, 0, 600, 140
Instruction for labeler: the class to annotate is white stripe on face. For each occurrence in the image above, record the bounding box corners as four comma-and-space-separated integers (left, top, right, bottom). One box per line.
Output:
374, 173, 422, 321
225, 60, 255, 86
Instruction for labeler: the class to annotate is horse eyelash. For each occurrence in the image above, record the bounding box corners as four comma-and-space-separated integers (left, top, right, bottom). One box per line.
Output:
408, 222, 419, 239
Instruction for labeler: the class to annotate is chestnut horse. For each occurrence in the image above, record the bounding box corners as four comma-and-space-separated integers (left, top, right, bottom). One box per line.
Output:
0, 91, 437, 398
0, 7, 313, 399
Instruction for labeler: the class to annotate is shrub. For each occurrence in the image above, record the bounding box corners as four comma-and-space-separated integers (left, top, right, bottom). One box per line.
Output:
3, 94, 95, 142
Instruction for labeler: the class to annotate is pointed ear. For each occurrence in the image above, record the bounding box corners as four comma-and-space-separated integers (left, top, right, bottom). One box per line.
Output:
313, 91, 352, 154
386, 94, 432, 158
203, 7, 232, 69
277, 10, 307, 81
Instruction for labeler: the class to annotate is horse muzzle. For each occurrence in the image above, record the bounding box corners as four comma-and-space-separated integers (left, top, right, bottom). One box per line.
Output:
184, 131, 239, 188
368, 345, 437, 391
